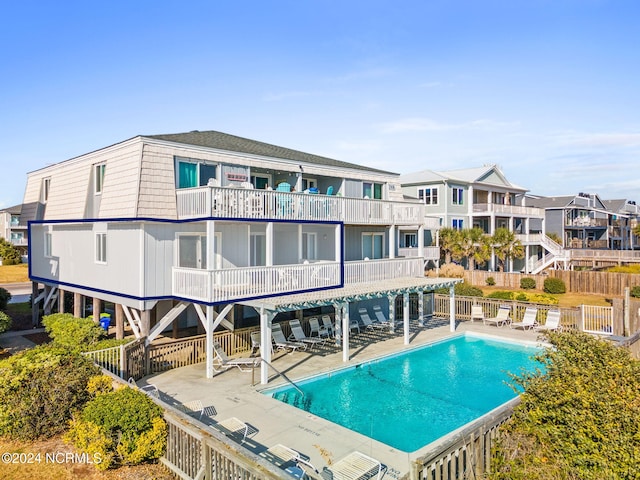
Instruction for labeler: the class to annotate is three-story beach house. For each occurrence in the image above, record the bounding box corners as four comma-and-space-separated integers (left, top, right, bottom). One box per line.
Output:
24, 130, 456, 383
399, 165, 548, 273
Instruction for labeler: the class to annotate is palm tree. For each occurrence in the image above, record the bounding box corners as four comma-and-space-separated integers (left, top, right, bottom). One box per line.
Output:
439, 227, 461, 264
457, 228, 492, 271
492, 227, 525, 272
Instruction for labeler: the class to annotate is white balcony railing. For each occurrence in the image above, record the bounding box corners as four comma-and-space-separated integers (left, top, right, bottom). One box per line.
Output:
172, 262, 341, 303
398, 246, 439, 260
176, 186, 429, 226
472, 203, 545, 217
344, 257, 424, 284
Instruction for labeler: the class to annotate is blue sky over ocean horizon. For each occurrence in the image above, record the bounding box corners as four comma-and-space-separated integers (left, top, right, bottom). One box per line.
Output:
1, 0, 639, 208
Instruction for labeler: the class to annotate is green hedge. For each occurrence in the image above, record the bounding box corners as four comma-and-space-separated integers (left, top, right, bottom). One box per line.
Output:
520, 278, 536, 290
436, 282, 483, 297
0, 345, 99, 440
42, 313, 106, 350
543, 277, 566, 294
491, 332, 640, 479
66, 387, 167, 470
0, 311, 11, 334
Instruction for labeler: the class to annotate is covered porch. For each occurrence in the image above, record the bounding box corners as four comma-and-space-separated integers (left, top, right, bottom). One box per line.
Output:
196, 276, 462, 383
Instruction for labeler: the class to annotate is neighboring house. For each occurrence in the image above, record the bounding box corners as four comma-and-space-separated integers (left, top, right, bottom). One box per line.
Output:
0, 203, 28, 259
603, 199, 640, 250
24, 130, 455, 383
524, 192, 615, 249
399, 165, 546, 272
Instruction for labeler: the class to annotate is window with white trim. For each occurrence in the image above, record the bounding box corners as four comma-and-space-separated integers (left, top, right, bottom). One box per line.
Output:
419, 187, 439, 205
95, 232, 107, 263
175, 157, 218, 188
95, 164, 106, 194
363, 182, 383, 199
42, 177, 51, 203
302, 232, 317, 261
452, 187, 464, 205
452, 219, 464, 230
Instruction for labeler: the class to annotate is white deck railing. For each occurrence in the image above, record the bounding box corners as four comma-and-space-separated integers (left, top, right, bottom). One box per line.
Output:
172, 261, 341, 303
344, 257, 424, 284
398, 246, 439, 260
176, 186, 429, 226
472, 203, 545, 217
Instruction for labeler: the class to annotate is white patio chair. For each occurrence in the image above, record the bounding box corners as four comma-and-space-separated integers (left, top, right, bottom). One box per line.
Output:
358, 308, 388, 331
510, 307, 538, 330
372, 305, 395, 328
483, 305, 511, 327
272, 323, 306, 352
321, 451, 385, 480
321, 315, 335, 337
470, 305, 485, 323
289, 319, 326, 349
215, 417, 258, 444
534, 310, 562, 332
212, 341, 261, 372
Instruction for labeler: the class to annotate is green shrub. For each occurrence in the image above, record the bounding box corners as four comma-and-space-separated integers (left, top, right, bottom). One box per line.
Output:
0, 345, 99, 440
435, 282, 483, 297
486, 276, 496, 286
631, 286, 640, 298
543, 277, 566, 294
491, 332, 640, 480
66, 387, 166, 470
487, 290, 514, 300
516, 293, 528, 301
0, 311, 11, 334
520, 277, 536, 290
0, 287, 11, 310
42, 313, 106, 350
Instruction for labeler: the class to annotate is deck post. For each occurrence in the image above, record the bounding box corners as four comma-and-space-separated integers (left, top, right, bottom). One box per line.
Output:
418, 290, 425, 327
449, 284, 456, 332
342, 303, 350, 362
403, 292, 410, 345
73, 292, 82, 318
387, 295, 396, 332
205, 305, 214, 379
260, 308, 273, 384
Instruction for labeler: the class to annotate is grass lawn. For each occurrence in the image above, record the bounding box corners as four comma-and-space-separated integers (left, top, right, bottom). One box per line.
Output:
479, 286, 612, 307
0, 264, 29, 283
0, 436, 173, 480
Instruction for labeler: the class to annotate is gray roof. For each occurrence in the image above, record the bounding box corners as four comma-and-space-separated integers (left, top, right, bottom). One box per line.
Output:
399, 165, 527, 191
1, 204, 22, 215
145, 130, 396, 175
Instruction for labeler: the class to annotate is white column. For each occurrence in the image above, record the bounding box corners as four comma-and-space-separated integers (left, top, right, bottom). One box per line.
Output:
418, 290, 425, 327
205, 305, 214, 378
389, 225, 395, 259
298, 224, 303, 262
388, 295, 396, 332
342, 303, 350, 362
266, 222, 273, 266
206, 220, 216, 269
334, 303, 343, 343
449, 284, 456, 332
260, 307, 272, 385
418, 225, 424, 259
403, 293, 410, 345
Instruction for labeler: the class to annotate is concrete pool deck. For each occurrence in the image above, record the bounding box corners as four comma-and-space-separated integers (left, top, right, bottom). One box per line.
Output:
144, 319, 543, 479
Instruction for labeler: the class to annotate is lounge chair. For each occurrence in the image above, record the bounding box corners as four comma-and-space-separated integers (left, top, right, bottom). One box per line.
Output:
260, 444, 318, 477
212, 341, 261, 372
321, 315, 335, 337
215, 417, 258, 444
470, 305, 485, 323
358, 308, 388, 330
534, 310, 562, 332
272, 323, 307, 352
483, 305, 511, 327
510, 307, 538, 330
309, 316, 330, 338
289, 319, 326, 349
372, 305, 395, 328
321, 451, 385, 480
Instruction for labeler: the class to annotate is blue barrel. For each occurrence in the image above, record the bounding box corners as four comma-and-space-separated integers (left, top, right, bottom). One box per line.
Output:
99, 313, 111, 331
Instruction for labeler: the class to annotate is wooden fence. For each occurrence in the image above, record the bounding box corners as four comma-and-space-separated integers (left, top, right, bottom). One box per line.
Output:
463, 270, 640, 297
406, 399, 518, 480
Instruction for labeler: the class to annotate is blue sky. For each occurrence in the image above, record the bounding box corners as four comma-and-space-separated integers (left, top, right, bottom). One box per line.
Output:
2, 0, 639, 208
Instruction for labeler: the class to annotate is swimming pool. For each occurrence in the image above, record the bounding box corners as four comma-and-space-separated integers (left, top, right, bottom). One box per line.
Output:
267, 334, 541, 452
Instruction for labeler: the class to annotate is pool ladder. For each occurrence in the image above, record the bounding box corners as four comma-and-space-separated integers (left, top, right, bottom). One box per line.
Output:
259, 360, 304, 396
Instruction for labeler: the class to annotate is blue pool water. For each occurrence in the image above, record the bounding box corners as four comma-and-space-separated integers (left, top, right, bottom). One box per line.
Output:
268, 335, 541, 452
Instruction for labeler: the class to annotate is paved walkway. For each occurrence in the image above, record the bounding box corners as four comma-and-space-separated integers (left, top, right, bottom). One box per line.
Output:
0, 328, 44, 355
144, 319, 543, 479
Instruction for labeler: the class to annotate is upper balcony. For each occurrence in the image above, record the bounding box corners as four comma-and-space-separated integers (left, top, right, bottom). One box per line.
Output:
172, 257, 425, 303
472, 203, 545, 218
176, 186, 432, 226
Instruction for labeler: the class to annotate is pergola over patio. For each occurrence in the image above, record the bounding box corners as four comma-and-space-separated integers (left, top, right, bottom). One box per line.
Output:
200, 276, 462, 384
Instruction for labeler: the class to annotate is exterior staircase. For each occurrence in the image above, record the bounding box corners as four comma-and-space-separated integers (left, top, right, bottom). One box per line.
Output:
529, 235, 571, 274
